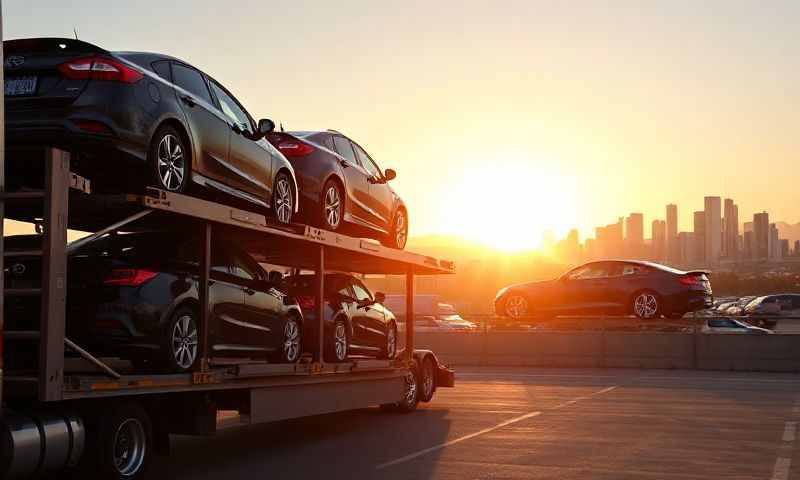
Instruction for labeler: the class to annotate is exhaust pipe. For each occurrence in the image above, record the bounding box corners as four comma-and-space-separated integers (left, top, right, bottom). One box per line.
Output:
0, 410, 84, 479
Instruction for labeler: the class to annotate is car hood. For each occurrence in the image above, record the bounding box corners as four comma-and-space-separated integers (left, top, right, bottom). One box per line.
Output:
497, 279, 558, 299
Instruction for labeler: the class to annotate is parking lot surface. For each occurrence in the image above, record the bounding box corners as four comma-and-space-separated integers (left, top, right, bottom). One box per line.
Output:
157, 367, 800, 479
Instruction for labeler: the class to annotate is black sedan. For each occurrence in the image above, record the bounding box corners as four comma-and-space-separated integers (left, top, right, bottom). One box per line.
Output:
267, 130, 408, 248
4, 232, 304, 372
286, 273, 397, 361
494, 260, 712, 320
4, 37, 297, 223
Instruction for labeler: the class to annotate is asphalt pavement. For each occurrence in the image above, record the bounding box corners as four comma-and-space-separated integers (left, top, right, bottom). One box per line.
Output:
154, 367, 800, 479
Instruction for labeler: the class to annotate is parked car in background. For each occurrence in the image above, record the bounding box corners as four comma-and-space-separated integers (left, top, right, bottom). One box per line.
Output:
701, 318, 773, 334
4, 37, 297, 223
743, 294, 800, 317
286, 273, 398, 361
720, 296, 757, 316
3, 232, 304, 373
494, 260, 713, 320
383, 295, 476, 332
266, 130, 408, 248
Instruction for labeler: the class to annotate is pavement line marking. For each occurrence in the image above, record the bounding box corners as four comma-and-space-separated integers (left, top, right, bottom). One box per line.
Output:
783, 422, 797, 442
376, 411, 542, 470
376, 384, 618, 470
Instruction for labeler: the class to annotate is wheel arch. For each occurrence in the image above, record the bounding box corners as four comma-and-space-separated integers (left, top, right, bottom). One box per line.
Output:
151, 117, 195, 170
274, 166, 300, 213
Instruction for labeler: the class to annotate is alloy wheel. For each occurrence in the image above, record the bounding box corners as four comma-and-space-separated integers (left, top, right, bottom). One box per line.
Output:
394, 211, 407, 248
505, 295, 528, 318
113, 418, 147, 477
157, 134, 185, 191
324, 185, 342, 229
171, 314, 198, 370
334, 322, 347, 361
283, 317, 301, 362
386, 327, 396, 359
403, 370, 418, 407
421, 361, 435, 400
274, 176, 293, 224
634, 293, 659, 319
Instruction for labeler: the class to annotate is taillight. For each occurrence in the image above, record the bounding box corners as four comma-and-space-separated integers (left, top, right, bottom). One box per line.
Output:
678, 275, 701, 286
58, 56, 144, 83
74, 120, 113, 135
103, 269, 158, 286
278, 140, 315, 157
296, 295, 316, 310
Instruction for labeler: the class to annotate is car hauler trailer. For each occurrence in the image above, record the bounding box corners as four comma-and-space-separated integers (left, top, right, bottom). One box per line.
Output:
0, 146, 456, 479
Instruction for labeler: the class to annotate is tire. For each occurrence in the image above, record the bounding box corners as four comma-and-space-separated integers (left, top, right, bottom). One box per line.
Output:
384, 209, 408, 249
272, 171, 294, 224
632, 290, 661, 319
381, 323, 397, 360
160, 306, 199, 373
321, 179, 344, 231
503, 293, 530, 319
418, 356, 436, 402
326, 318, 349, 363
271, 314, 302, 363
149, 126, 190, 193
78, 402, 153, 480
381, 363, 420, 413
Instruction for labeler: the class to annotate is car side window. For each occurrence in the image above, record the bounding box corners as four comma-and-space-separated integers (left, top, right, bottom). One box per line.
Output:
208, 80, 253, 135
351, 281, 372, 302
621, 264, 649, 276
333, 136, 358, 166
352, 143, 382, 178
568, 264, 609, 280
151, 60, 171, 81
228, 249, 260, 281
172, 63, 214, 105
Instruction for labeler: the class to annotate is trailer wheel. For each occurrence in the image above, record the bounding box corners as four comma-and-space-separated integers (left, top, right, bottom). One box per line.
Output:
419, 356, 436, 402
80, 402, 153, 480
381, 364, 420, 413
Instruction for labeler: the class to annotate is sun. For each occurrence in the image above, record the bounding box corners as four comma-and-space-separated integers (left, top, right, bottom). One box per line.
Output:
439, 160, 579, 252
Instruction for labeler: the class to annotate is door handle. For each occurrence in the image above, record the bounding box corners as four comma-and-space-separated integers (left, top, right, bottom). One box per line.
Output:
245, 288, 256, 296
180, 95, 196, 107
338, 159, 349, 168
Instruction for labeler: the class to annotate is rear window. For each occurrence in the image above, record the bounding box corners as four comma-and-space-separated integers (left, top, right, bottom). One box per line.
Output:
172, 63, 213, 105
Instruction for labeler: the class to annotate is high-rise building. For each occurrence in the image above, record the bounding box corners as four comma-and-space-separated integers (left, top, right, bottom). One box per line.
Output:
666, 204, 678, 262
704, 197, 721, 265
678, 232, 695, 265
651, 220, 666, 261
595, 218, 624, 258
794, 240, 800, 257
723, 199, 738, 259
754, 212, 769, 259
625, 213, 644, 258
693, 211, 706, 264
769, 223, 781, 259
781, 239, 790, 259
743, 231, 754, 259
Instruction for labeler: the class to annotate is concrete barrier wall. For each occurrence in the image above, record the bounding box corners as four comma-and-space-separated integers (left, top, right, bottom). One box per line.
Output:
415, 332, 800, 372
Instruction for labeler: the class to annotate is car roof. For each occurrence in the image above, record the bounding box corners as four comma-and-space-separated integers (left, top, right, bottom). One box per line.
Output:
572, 259, 691, 275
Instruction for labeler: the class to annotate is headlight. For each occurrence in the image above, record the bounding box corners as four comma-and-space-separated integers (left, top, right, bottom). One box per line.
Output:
495, 287, 509, 301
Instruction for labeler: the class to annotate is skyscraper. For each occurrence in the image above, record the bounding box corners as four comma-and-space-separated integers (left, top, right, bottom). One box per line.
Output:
754, 212, 769, 259
666, 204, 678, 262
625, 213, 644, 258
693, 211, 706, 264
651, 220, 666, 261
678, 232, 695, 265
723, 199, 739, 259
704, 197, 721, 265
769, 223, 781, 259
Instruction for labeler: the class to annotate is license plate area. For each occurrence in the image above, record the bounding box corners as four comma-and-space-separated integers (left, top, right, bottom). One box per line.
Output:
5, 76, 38, 96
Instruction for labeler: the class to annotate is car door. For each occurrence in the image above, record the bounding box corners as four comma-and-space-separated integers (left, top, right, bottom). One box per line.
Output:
332, 136, 375, 227
209, 246, 266, 353
350, 279, 385, 351
352, 142, 393, 230
559, 263, 612, 315
207, 79, 272, 202
170, 63, 230, 184
614, 263, 652, 312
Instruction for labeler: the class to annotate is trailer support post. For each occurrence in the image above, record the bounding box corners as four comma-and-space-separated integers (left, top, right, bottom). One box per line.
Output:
405, 267, 414, 361
0, 1, 5, 404
315, 244, 325, 366
39, 149, 69, 401
198, 222, 212, 372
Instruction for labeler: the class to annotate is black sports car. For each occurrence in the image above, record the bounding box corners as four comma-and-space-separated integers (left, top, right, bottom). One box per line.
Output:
286, 273, 397, 361
3, 232, 304, 372
267, 130, 408, 248
4, 37, 297, 223
494, 260, 713, 320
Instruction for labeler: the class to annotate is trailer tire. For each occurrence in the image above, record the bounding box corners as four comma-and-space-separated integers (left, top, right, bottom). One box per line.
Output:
381, 363, 420, 413
79, 402, 153, 480
418, 356, 436, 402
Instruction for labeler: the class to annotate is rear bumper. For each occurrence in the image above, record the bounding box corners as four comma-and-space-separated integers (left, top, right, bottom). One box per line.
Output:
668, 290, 713, 314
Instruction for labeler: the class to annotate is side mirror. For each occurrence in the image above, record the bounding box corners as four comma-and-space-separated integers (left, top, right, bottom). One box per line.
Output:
384, 169, 396, 181
375, 291, 386, 304
256, 119, 275, 138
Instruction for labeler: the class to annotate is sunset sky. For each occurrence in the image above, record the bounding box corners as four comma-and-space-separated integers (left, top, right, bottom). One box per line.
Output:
5, 1, 799, 250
